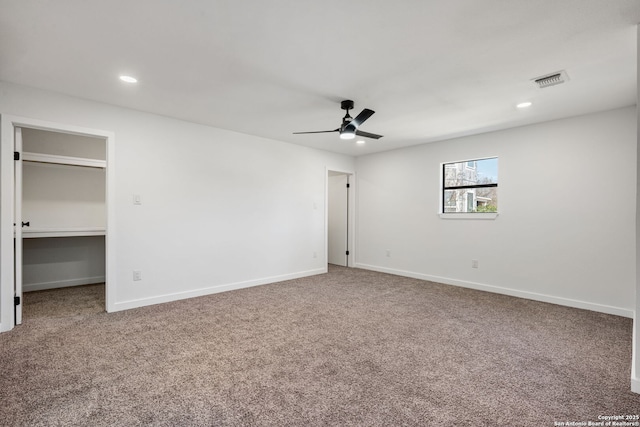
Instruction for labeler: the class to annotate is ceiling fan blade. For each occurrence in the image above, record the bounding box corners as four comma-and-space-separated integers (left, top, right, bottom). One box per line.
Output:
293, 129, 339, 135
355, 129, 383, 140
350, 108, 375, 128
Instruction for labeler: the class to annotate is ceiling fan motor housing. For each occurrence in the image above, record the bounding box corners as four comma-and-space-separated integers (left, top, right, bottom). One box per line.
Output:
341, 100, 354, 111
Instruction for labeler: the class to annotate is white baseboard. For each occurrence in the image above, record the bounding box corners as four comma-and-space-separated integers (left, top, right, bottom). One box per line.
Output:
354, 263, 633, 318
111, 268, 327, 312
23, 276, 105, 292
632, 377, 640, 394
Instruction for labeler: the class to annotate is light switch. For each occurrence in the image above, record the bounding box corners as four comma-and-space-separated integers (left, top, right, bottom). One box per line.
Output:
134, 194, 142, 205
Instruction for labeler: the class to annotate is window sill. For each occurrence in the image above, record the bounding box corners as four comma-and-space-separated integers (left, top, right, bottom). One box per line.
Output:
439, 213, 499, 220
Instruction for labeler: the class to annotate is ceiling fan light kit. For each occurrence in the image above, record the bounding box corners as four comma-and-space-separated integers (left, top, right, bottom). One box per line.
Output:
294, 99, 383, 140
340, 128, 356, 140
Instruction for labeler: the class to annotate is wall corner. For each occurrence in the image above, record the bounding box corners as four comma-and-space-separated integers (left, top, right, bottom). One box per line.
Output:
632, 23, 640, 394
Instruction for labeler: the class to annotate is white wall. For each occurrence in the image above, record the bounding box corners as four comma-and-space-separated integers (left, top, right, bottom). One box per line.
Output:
23, 236, 105, 292
0, 81, 354, 323
22, 127, 106, 160
356, 106, 637, 317
22, 162, 106, 230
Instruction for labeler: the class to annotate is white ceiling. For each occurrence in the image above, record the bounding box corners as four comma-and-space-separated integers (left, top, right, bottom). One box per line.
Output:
0, 0, 638, 156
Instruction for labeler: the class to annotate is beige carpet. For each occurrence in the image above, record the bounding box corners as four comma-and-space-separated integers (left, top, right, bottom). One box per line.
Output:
1, 266, 638, 426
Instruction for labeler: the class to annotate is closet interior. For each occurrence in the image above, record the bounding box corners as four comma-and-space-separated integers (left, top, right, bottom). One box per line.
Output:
20, 128, 106, 299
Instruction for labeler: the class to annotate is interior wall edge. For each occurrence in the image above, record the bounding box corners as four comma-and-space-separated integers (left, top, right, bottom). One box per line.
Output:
354, 263, 634, 318
109, 267, 327, 313
632, 23, 640, 394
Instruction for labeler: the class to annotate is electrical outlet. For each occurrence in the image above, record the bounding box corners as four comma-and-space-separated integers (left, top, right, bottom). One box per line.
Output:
472, 260, 478, 268
386, 250, 391, 257
133, 270, 142, 281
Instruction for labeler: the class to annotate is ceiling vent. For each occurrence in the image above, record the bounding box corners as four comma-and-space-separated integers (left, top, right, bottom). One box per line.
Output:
532, 70, 569, 89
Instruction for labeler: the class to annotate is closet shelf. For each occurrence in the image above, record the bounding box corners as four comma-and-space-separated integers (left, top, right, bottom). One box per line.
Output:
22, 227, 106, 238
23, 152, 106, 169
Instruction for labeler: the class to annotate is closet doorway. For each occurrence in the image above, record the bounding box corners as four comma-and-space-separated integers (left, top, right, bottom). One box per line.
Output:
18, 128, 106, 324
327, 170, 355, 267
0, 115, 115, 331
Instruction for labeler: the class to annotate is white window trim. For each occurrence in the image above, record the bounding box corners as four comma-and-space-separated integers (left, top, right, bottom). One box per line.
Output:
439, 213, 498, 220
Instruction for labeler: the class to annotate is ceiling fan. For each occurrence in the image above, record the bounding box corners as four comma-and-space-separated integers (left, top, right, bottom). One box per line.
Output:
293, 100, 383, 140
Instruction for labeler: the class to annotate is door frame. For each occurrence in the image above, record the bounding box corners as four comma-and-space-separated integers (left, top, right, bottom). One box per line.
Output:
325, 167, 356, 268
0, 114, 116, 332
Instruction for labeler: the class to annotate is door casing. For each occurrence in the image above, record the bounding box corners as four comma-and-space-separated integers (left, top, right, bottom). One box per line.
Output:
0, 115, 115, 332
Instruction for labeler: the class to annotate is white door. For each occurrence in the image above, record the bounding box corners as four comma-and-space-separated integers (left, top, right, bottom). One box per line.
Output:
14, 127, 23, 325
328, 173, 348, 266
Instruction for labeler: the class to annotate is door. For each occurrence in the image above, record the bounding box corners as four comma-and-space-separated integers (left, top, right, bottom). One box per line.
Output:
328, 173, 349, 266
13, 127, 23, 325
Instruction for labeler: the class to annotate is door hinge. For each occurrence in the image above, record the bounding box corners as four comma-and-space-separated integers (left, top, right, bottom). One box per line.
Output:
346, 183, 350, 188
14, 151, 20, 161
346, 250, 350, 256
14, 296, 20, 306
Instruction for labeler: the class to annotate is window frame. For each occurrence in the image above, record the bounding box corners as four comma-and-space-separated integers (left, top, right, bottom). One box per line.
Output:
440, 157, 498, 220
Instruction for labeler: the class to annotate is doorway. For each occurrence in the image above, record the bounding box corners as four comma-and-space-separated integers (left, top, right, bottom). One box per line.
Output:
0, 115, 115, 332
327, 170, 355, 267
20, 127, 106, 323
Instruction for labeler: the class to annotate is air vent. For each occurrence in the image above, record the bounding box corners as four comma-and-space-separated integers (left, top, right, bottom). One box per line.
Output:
532, 70, 569, 89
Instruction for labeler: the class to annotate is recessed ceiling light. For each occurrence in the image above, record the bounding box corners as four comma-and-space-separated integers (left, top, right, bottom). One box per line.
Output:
119, 75, 138, 83
516, 101, 532, 108
356, 140, 366, 145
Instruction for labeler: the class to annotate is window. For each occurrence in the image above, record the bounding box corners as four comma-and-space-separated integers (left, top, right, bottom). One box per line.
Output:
442, 157, 498, 214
